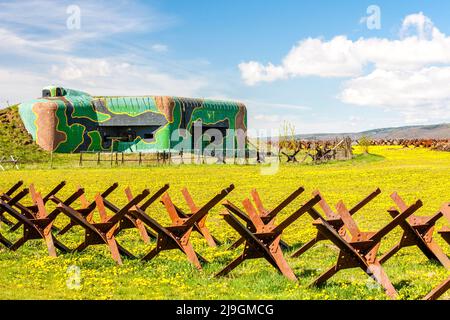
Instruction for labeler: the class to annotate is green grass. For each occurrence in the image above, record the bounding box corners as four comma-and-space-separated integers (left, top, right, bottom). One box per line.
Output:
0, 146, 449, 300
0, 106, 49, 163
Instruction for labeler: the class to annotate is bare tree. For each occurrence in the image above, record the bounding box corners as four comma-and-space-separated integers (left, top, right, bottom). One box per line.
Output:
358, 135, 371, 154
278, 121, 300, 162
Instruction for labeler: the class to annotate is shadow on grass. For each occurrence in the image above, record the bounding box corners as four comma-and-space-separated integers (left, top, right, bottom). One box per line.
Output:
285, 242, 308, 253
295, 268, 318, 278
395, 279, 413, 290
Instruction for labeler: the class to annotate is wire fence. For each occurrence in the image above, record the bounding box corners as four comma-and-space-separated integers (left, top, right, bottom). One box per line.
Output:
1, 142, 355, 170
0, 155, 20, 171
78, 149, 258, 167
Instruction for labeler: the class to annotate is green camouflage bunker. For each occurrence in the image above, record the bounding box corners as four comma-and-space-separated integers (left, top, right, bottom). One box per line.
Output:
18, 86, 247, 154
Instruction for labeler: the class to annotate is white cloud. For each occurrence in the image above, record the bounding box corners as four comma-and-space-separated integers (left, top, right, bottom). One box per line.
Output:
239, 12, 450, 124
238, 61, 286, 85
340, 67, 450, 108
0, 69, 49, 107
51, 58, 112, 81
240, 13, 450, 85
283, 36, 364, 77
0, 55, 208, 107
0, 1, 212, 106
0, 54, 209, 106
239, 35, 364, 85
340, 67, 450, 122
151, 44, 168, 53
0, 0, 175, 37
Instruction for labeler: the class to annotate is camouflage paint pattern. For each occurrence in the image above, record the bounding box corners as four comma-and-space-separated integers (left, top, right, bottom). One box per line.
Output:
18, 86, 247, 153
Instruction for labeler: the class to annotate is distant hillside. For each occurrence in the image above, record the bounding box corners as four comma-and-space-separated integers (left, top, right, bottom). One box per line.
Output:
0, 105, 47, 162
293, 123, 450, 140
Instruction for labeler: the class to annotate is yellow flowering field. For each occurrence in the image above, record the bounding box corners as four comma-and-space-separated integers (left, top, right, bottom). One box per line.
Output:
0, 146, 449, 300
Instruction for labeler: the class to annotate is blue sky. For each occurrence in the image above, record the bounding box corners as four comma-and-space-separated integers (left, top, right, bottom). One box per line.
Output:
1, 0, 450, 135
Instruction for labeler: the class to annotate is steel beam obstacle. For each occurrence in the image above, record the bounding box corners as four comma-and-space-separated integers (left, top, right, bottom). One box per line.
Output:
216, 193, 321, 280
51, 189, 150, 264
291, 188, 381, 258
424, 276, 450, 300
0, 180, 447, 301
438, 203, 450, 245
0, 185, 85, 256
306, 197, 423, 299
228, 187, 306, 251
379, 194, 450, 269
127, 185, 235, 269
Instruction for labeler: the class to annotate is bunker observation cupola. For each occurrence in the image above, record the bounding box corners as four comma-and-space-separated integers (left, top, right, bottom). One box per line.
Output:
42, 86, 67, 98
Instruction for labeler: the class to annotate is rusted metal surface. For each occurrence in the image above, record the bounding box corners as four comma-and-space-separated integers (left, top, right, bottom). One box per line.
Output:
0, 181, 24, 226
8, 181, 66, 232
128, 185, 234, 269
57, 183, 119, 235
228, 187, 305, 251
0, 181, 63, 234
307, 197, 423, 299
380, 194, 450, 269
0, 180, 448, 301
0, 185, 84, 256
291, 188, 381, 258
0, 232, 11, 248
173, 187, 222, 247
424, 276, 450, 300
438, 203, 450, 245
216, 194, 321, 281
51, 189, 150, 264
113, 184, 170, 243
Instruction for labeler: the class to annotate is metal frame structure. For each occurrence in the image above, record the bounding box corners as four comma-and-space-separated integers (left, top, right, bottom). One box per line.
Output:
291, 188, 381, 258
216, 194, 321, 280
127, 185, 234, 269
228, 187, 306, 251
380, 193, 450, 269
0, 186, 84, 256
306, 198, 423, 299
51, 190, 150, 264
